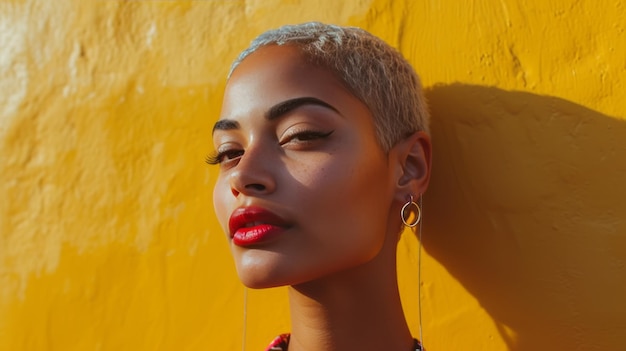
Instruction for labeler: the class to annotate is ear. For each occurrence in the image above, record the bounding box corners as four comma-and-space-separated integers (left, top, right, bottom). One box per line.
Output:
391, 131, 432, 203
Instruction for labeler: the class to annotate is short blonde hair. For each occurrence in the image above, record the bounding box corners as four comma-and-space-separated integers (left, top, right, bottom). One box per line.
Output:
229, 22, 430, 151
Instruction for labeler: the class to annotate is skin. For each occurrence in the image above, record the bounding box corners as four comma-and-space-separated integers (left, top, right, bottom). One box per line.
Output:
212, 45, 432, 351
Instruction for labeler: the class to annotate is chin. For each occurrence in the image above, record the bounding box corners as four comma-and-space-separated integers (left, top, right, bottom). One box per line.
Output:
240, 279, 282, 290
235, 260, 292, 289
238, 272, 291, 289
233, 246, 383, 289
236, 263, 325, 290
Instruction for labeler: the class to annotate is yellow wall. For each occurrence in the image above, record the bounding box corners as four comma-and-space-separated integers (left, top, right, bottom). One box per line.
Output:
1, 1, 625, 350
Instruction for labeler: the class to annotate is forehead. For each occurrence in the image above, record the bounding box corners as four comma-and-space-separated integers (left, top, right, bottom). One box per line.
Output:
220, 45, 359, 120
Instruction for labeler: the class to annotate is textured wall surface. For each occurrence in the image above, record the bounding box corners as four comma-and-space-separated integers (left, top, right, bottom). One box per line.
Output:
1, 1, 625, 350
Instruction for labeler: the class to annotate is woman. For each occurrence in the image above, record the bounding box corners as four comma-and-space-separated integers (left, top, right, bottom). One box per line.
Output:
208, 22, 432, 351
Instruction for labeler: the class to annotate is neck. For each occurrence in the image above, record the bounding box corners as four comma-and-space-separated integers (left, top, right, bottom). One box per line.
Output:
286, 244, 414, 351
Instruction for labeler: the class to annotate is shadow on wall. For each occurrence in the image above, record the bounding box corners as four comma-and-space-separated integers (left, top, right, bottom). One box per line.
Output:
424, 84, 626, 351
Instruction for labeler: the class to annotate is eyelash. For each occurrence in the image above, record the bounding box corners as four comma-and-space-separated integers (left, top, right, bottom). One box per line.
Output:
205, 149, 243, 165
279, 129, 334, 145
206, 129, 334, 166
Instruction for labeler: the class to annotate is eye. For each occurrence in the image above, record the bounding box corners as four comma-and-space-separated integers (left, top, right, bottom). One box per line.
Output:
279, 129, 334, 146
205, 148, 244, 165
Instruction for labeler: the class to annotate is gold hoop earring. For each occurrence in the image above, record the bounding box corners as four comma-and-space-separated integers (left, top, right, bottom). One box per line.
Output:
401, 195, 422, 227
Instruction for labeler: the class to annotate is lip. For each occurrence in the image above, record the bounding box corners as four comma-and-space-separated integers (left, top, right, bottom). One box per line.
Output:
228, 206, 289, 246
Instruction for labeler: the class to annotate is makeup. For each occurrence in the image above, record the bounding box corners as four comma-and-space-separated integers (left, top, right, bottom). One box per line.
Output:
228, 206, 289, 246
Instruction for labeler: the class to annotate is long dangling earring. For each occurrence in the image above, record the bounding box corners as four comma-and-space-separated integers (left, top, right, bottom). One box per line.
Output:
242, 287, 248, 351
417, 194, 424, 348
401, 195, 422, 227
402, 194, 425, 349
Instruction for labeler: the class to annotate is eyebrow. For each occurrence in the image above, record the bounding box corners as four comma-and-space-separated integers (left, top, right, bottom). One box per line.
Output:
212, 96, 340, 134
212, 119, 239, 133
266, 96, 340, 120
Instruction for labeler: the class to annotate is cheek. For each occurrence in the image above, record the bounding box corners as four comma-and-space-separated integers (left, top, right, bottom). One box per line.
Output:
291, 151, 391, 246
212, 176, 231, 233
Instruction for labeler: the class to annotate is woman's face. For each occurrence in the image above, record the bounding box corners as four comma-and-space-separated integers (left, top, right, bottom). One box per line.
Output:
212, 45, 398, 288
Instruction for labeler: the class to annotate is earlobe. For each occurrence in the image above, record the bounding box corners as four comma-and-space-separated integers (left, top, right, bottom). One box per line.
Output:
393, 131, 432, 202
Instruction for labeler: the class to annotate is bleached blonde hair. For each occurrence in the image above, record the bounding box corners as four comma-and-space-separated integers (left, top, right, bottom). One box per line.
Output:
229, 22, 430, 151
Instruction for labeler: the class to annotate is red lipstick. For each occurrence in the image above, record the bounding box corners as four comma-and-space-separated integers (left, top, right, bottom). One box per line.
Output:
228, 206, 289, 246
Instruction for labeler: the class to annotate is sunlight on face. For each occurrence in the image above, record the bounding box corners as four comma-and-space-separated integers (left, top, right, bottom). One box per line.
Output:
211, 45, 397, 289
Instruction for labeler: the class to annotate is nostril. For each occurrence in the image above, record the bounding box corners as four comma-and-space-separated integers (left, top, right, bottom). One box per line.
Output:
245, 183, 266, 192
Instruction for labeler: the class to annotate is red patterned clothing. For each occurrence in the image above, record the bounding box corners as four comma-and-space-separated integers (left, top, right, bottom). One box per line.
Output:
265, 334, 290, 351
264, 334, 423, 351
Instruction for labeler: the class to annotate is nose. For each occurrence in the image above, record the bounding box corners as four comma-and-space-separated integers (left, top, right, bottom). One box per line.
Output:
228, 144, 277, 198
